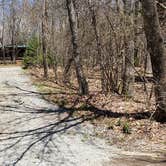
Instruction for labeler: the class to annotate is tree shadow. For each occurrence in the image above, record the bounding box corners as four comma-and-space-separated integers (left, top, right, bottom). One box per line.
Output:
0, 99, 100, 165
70, 104, 151, 120
0, 85, 152, 165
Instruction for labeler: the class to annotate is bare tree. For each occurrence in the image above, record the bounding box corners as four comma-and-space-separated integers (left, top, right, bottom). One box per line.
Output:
41, 0, 49, 78
141, 0, 166, 122
10, 0, 17, 63
66, 0, 89, 95
51, 12, 58, 79
1, 0, 6, 64
122, 0, 135, 96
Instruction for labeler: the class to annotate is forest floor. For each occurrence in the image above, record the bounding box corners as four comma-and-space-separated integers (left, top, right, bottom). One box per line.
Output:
0, 65, 165, 166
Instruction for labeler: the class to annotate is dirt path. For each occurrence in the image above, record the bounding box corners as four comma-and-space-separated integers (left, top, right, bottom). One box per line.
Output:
0, 66, 165, 166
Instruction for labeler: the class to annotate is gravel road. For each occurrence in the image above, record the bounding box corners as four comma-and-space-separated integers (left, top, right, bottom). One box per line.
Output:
0, 66, 165, 166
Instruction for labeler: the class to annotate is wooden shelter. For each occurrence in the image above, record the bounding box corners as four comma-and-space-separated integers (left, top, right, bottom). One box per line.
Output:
0, 45, 27, 61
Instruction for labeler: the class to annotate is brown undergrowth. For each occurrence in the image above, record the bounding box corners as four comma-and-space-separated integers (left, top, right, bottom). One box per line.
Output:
28, 67, 166, 152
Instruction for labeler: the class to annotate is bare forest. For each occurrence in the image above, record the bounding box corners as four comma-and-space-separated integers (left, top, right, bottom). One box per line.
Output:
0, 0, 165, 165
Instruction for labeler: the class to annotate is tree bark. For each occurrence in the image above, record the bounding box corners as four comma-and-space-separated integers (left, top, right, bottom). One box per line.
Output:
2, 0, 6, 64
141, 0, 166, 122
66, 0, 89, 95
122, 0, 135, 96
63, 56, 73, 84
51, 12, 58, 80
122, 40, 135, 96
41, 0, 49, 78
11, 0, 16, 64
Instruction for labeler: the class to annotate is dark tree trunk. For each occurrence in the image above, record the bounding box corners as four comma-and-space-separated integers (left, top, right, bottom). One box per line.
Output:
141, 0, 166, 122
51, 13, 58, 80
11, 0, 16, 64
66, 0, 89, 95
2, 0, 6, 64
42, 0, 49, 78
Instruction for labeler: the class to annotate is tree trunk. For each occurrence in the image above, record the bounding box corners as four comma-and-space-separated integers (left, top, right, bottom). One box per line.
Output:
51, 12, 58, 80
141, 0, 166, 122
122, 0, 135, 96
88, 0, 106, 93
2, 0, 6, 64
11, 0, 16, 64
63, 55, 73, 84
122, 40, 135, 96
41, 0, 49, 78
66, 0, 89, 95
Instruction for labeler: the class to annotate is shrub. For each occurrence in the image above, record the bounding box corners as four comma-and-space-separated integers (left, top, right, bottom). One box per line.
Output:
123, 122, 131, 134
23, 35, 42, 68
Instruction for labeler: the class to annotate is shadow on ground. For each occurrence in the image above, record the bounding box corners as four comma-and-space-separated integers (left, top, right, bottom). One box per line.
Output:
0, 85, 164, 166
